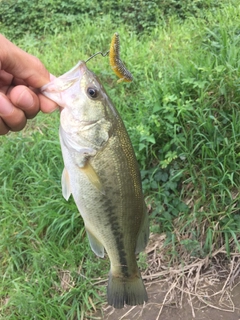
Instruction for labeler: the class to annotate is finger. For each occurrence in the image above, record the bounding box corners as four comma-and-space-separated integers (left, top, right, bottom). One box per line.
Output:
38, 73, 58, 113
0, 93, 27, 132
0, 117, 10, 135
38, 93, 58, 113
0, 70, 13, 87
9, 85, 40, 119
0, 34, 50, 88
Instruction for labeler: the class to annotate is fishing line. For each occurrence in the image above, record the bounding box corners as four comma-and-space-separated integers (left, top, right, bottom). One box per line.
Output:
85, 51, 109, 63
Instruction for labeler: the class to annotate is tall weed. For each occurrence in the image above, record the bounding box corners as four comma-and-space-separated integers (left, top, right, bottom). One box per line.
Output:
0, 0, 230, 40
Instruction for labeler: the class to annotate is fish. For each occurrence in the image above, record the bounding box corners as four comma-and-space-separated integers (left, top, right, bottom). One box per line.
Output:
40, 61, 149, 309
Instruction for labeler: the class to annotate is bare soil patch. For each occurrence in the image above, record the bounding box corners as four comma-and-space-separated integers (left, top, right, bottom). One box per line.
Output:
90, 233, 240, 320
97, 281, 240, 320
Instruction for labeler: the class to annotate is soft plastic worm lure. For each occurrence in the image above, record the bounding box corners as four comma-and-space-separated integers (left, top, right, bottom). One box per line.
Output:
85, 33, 133, 83
109, 33, 133, 83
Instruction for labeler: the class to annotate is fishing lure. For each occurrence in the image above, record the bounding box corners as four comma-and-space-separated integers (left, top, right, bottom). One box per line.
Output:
109, 33, 133, 83
85, 33, 133, 83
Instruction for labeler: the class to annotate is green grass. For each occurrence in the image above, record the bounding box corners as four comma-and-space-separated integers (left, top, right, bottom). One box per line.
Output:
1, 1, 240, 318
0, 115, 108, 319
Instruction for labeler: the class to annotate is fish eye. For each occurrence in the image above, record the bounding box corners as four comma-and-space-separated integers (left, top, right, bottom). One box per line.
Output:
87, 87, 98, 99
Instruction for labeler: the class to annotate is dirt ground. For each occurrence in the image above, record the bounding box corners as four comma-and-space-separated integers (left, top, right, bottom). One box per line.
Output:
91, 232, 240, 320
94, 281, 240, 320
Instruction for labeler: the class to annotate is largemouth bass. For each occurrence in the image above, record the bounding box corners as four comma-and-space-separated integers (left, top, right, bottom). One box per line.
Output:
41, 61, 149, 309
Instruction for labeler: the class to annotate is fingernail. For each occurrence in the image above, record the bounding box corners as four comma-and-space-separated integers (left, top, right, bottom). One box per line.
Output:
17, 89, 34, 109
0, 93, 14, 115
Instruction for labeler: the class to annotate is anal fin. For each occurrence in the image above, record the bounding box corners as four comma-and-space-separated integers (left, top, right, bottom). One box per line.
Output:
86, 228, 104, 258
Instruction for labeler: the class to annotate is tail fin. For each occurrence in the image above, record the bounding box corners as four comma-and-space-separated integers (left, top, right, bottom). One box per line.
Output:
107, 271, 148, 309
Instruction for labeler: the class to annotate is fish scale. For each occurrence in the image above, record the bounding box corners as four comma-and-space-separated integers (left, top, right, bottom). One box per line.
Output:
41, 61, 149, 309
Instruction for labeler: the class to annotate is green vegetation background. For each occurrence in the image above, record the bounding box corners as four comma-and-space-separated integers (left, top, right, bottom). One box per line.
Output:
0, 0, 239, 318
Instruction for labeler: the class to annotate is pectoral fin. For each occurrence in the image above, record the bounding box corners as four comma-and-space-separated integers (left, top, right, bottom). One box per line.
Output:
135, 206, 149, 254
86, 228, 104, 258
80, 162, 105, 194
61, 167, 72, 201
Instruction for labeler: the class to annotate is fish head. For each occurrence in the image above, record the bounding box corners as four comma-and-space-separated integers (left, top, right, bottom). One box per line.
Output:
41, 61, 118, 161
41, 61, 116, 134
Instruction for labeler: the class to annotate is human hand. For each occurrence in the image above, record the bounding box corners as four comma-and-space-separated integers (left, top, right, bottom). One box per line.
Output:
0, 34, 58, 135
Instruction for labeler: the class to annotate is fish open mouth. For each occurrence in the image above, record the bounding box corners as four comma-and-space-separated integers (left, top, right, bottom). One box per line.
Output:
40, 61, 88, 108
56, 61, 87, 86
40, 61, 87, 92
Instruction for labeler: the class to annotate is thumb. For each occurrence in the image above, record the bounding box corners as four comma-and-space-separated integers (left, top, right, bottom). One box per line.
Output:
0, 34, 50, 88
